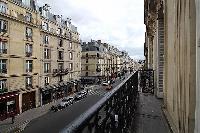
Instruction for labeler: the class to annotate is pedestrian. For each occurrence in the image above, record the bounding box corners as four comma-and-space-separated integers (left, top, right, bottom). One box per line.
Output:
11, 115, 15, 124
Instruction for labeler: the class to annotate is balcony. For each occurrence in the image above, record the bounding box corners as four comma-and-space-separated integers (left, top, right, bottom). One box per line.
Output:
0, 49, 7, 54
44, 70, 51, 73
53, 69, 69, 76
0, 69, 7, 74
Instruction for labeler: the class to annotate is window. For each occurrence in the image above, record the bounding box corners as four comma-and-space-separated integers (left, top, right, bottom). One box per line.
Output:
57, 28, 62, 35
58, 63, 64, 70
44, 77, 49, 85
86, 53, 88, 57
69, 42, 72, 48
44, 48, 50, 59
0, 2, 7, 14
44, 63, 50, 73
26, 60, 33, 72
69, 52, 73, 60
42, 9, 48, 18
58, 51, 64, 60
58, 39, 63, 47
42, 22, 49, 31
0, 19, 7, 33
97, 53, 99, 57
26, 76, 32, 88
86, 66, 88, 70
0, 41, 7, 54
43, 35, 49, 44
0, 79, 7, 92
25, 43, 32, 56
69, 63, 73, 71
86, 59, 88, 63
26, 27, 33, 39
0, 59, 7, 73
85, 72, 88, 76
25, 12, 32, 22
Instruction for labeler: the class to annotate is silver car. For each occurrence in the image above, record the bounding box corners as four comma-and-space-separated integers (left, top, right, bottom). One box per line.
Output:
60, 96, 74, 107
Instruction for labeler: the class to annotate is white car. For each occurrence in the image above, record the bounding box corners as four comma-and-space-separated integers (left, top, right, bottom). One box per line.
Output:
60, 97, 74, 107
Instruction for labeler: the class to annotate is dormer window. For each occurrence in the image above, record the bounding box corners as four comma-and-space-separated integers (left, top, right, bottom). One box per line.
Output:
42, 22, 49, 31
25, 12, 32, 22
0, 2, 7, 14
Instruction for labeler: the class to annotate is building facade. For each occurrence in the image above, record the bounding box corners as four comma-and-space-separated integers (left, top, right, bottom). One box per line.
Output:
0, 0, 81, 120
144, 0, 199, 133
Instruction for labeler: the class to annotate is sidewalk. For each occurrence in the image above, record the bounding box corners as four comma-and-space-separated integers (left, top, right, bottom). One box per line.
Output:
131, 93, 171, 133
0, 95, 74, 133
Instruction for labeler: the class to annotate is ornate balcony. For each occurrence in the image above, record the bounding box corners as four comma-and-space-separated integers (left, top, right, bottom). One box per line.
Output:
25, 52, 32, 57
53, 69, 69, 76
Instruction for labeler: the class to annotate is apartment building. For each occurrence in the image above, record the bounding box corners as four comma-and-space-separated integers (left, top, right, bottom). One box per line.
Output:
39, 4, 81, 105
0, 1, 81, 120
0, 0, 40, 119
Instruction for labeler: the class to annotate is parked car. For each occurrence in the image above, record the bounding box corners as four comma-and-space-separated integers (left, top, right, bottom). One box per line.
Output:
102, 82, 113, 90
60, 96, 74, 107
75, 90, 87, 100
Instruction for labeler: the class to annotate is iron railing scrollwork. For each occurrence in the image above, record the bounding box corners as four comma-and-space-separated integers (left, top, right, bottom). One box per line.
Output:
61, 71, 138, 133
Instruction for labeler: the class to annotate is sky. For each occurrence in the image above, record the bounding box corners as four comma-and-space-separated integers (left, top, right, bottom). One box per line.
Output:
37, 0, 145, 60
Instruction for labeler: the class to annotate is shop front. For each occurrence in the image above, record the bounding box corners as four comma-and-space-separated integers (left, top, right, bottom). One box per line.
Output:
0, 91, 19, 121
22, 91, 36, 112
41, 86, 53, 105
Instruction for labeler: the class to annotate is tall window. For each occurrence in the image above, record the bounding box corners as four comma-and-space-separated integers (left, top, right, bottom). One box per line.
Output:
0, 79, 7, 92
69, 63, 73, 71
69, 42, 72, 48
85, 72, 88, 76
26, 60, 33, 72
86, 59, 88, 63
25, 43, 32, 56
58, 39, 63, 47
58, 51, 64, 60
26, 76, 32, 88
44, 63, 50, 73
44, 48, 50, 59
69, 52, 73, 60
0, 2, 7, 14
44, 77, 49, 85
0, 41, 7, 54
0, 19, 7, 33
58, 63, 64, 70
43, 35, 49, 44
86, 65, 88, 70
25, 12, 32, 22
26, 27, 33, 39
57, 28, 62, 35
86, 53, 88, 57
42, 22, 48, 31
0, 59, 7, 73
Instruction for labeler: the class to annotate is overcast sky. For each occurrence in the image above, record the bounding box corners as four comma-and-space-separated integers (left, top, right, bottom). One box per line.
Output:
38, 0, 145, 60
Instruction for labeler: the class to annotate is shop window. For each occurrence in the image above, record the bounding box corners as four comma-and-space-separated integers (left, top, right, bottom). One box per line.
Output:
0, 102, 6, 114
7, 100, 16, 113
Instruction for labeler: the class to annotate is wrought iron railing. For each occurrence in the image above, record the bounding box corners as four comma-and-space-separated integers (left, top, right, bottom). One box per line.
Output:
61, 71, 138, 133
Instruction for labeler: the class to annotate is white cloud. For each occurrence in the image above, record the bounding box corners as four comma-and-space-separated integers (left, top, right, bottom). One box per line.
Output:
38, 0, 145, 60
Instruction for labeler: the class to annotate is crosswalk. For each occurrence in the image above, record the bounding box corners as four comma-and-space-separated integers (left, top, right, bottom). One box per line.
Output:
88, 88, 108, 96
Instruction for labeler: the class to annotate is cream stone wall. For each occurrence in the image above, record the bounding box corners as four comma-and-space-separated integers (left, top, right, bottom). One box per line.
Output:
164, 0, 196, 132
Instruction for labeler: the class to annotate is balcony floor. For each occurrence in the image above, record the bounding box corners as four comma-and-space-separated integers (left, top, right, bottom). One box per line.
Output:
132, 92, 171, 133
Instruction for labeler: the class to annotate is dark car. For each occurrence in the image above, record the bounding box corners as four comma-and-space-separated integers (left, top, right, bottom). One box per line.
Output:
75, 90, 87, 100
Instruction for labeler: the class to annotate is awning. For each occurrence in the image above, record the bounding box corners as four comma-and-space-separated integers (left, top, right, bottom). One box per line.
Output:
0, 91, 19, 101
